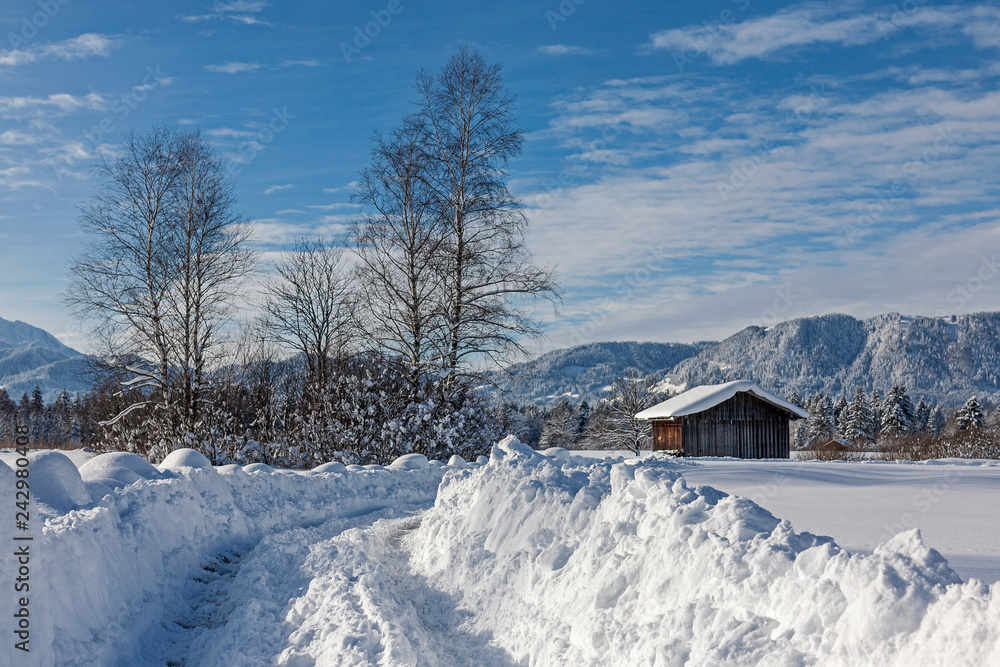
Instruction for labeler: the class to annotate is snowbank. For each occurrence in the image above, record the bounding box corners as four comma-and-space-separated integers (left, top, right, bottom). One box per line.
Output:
159, 448, 214, 470
408, 436, 1000, 665
27, 451, 91, 515
9, 454, 445, 667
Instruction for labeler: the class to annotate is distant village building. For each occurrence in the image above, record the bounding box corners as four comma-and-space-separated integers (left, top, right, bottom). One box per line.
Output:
635, 380, 808, 459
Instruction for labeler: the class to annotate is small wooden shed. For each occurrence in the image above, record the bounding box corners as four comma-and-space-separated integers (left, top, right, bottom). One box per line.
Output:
635, 380, 808, 459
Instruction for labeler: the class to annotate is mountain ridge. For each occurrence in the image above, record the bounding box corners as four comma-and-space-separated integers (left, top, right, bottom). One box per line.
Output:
0, 317, 90, 402
495, 311, 1000, 407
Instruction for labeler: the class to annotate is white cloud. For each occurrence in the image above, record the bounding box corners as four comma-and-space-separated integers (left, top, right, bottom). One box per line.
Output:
204, 59, 318, 74
647, 4, 1000, 65
204, 61, 263, 74
0, 93, 105, 118
0, 130, 41, 145
280, 59, 321, 67
0, 33, 120, 68
263, 184, 293, 195
538, 45, 593, 56
524, 68, 1000, 348
179, 1, 272, 26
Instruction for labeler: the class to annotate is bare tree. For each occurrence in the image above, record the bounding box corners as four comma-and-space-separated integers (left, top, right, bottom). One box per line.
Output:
66, 126, 255, 450
261, 237, 356, 392
67, 127, 187, 428
352, 117, 445, 394
170, 131, 255, 429
415, 47, 559, 385
587, 372, 662, 455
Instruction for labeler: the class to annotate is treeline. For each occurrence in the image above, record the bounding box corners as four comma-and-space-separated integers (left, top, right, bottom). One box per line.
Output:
506, 372, 664, 455
0, 387, 97, 449
791, 386, 999, 459
511, 380, 1000, 460
57, 48, 555, 466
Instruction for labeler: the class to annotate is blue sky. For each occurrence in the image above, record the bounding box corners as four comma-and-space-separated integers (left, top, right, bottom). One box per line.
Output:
1, 0, 1000, 356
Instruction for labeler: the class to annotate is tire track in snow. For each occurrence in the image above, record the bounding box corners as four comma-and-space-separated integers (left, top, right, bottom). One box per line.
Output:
130, 504, 515, 666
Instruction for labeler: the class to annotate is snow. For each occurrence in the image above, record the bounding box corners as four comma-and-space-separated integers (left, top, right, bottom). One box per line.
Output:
311, 461, 348, 473
0, 446, 95, 469
447, 454, 470, 468
79, 451, 163, 482
159, 448, 214, 470
408, 436, 1000, 665
636, 379, 809, 420
540, 446, 572, 462
26, 451, 91, 515
5, 441, 1000, 665
675, 457, 1000, 584
651, 376, 687, 395
6, 451, 446, 666
387, 453, 430, 470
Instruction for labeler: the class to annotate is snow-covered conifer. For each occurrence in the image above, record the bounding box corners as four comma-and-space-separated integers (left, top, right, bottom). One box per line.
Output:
956, 396, 985, 430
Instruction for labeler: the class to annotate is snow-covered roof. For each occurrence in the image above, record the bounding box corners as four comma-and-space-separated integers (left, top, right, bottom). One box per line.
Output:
635, 380, 809, 420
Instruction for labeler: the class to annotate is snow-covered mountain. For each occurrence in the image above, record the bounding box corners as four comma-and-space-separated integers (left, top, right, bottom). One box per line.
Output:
497, 312, 1000, 407
489, 341, 713, 407
0, 317, 91, 402
665, 312, 1000, 406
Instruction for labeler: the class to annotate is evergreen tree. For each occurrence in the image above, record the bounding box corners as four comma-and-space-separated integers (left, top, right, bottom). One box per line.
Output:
914, 398, 931, 432
833, 395, 848, 434
870, 390, 883, 436
30, 386, 44, 415
0, 387, 14, 416
823, 394, 836, 431
804, 394, 833, 444
576, 401, 591, 441
928, 406, 946, 435
956, 396, 985, 430
843, 388, 873, 442
788, 392, 802, 408
880, 384, 915, 438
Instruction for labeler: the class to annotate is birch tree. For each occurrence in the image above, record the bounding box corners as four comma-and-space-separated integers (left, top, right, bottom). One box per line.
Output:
262, 237, 356, 393
415, 47, 559, 387
66, 126, 254, 454
352, 117, 445, 395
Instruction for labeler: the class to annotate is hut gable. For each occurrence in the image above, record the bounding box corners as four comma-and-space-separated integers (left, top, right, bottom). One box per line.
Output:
636, 380, 807, 459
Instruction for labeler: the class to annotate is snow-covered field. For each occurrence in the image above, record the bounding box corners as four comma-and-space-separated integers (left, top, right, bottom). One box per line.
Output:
3, 441, 999, 665
576, 451, 1000, 584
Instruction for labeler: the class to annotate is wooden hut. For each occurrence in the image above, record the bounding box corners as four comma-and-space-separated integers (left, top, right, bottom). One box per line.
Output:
635, 380, 808, 458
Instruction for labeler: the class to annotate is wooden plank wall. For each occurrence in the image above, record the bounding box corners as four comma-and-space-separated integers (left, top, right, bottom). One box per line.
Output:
652, 421, 682, 451
678, 392, 791, 459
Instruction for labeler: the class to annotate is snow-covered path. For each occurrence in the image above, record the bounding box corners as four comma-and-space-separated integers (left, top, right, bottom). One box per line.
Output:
8, 444, 1000, 665
128, 504, 516, 666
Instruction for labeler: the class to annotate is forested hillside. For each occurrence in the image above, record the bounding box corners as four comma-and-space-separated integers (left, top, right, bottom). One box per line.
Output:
0, 317, 89, 402
497, 313, 1000, 407
489, 341, 712, 407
